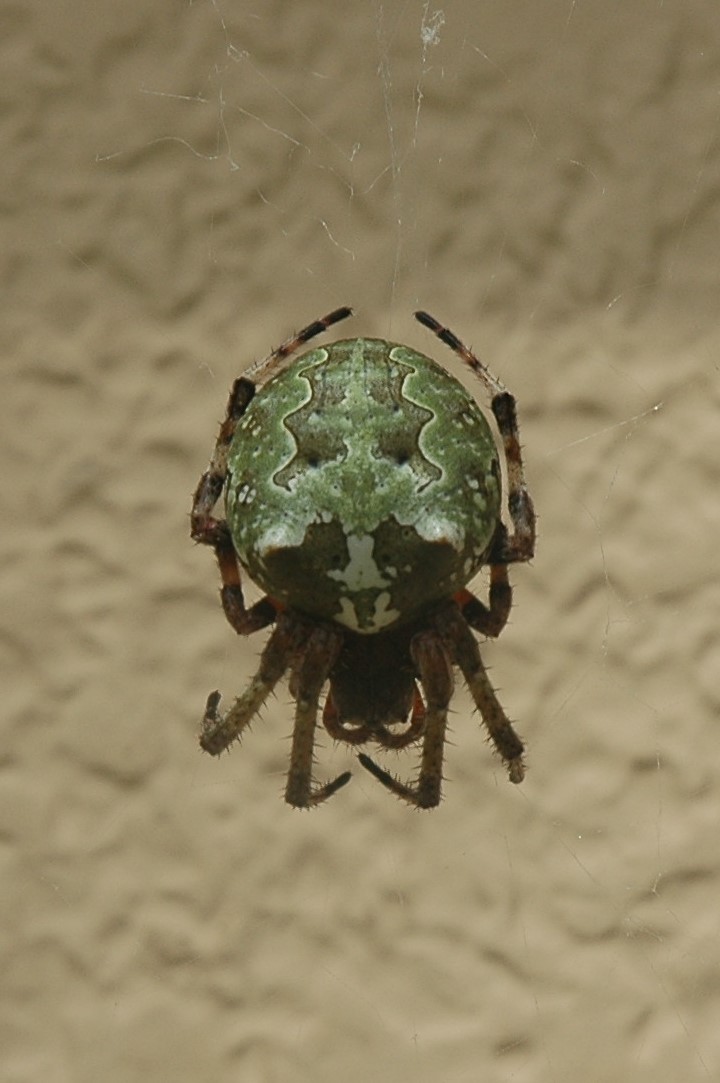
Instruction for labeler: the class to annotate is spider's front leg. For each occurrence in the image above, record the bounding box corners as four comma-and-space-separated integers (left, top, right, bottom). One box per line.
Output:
190, 376, 255, 546
359, 630, 453, 809
191, 377, 277, 636
414, 310, 536, 565
489, 392, 535, 564
192, 305, 355, 637
285, 622, 351, 808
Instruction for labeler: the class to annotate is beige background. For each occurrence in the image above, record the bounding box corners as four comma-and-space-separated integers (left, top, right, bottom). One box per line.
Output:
3, 2, 720, 1080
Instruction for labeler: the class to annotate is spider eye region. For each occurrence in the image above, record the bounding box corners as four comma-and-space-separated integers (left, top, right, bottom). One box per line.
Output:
226, 338, 501, 633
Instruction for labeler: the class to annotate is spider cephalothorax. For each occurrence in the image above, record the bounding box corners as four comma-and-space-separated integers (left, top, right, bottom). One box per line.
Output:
191, 308, 535, 808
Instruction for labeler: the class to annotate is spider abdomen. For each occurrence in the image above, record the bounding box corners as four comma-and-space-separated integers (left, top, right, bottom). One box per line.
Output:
226, 338, 501, 633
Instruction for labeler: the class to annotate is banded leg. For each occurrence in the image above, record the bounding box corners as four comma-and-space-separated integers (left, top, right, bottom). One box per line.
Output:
285, 624, 350, 808
359, 632, 453, 809
244, 306, 353, 384
454, 563, 512, 640
415, 310, 535, 563
191, 307, 354, 634
191, 377, 274, 634
438, 604, 525, 783
191, 376, 256, 547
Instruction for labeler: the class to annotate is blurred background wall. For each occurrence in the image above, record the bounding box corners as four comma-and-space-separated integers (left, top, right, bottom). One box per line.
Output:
2, 2, 719, 1080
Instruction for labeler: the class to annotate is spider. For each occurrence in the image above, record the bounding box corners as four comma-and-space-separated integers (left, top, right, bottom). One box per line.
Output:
190, 308, 535, 808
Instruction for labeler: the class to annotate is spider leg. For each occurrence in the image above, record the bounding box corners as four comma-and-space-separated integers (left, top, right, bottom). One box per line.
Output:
192, 309, 354, 634
244, 306, 353, 384
191, 378, 276, 635
323, 688, 423, 750
214, 525, 281, 634
358, 633, 452, 809
285, 624, 351, 808
454, 561, 512, 639
200, 613, 298, 755
322, 691, 373, 745
437, 604, 525, 783
489, 394, 535, 563
415, 310, 535, 564
375, 688, 426, 749
191, 377, 256, 545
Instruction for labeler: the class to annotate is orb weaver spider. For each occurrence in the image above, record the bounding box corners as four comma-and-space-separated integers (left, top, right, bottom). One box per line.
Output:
191, 308, 535, 808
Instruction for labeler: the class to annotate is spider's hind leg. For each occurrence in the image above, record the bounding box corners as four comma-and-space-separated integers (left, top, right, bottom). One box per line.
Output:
359, 631, 453, 809
285, 623, 351, 808
438, 603, 525, 783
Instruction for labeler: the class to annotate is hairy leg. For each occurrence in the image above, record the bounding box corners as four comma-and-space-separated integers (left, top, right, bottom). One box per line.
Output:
415, 310, 535, 563
358, 632, 453, 809
244, 306, 353, 384
285, 624, 350, 808
199, 613, 298, 755
454, 563, 512, 639
437, 604, 525, 783
191, 307, 354, 635
191, 378, 275, 635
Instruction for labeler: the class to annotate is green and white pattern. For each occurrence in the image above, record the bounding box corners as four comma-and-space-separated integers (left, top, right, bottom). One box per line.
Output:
226, 337, 501, 633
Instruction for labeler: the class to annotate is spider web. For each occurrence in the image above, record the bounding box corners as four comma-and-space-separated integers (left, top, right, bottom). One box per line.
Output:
39, 1, 720, 1080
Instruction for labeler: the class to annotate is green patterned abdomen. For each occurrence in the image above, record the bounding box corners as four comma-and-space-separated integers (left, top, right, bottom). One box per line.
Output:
226, 338, 501, 633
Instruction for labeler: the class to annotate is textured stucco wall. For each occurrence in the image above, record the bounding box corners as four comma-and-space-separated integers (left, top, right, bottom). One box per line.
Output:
2, 2, 719, 1081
